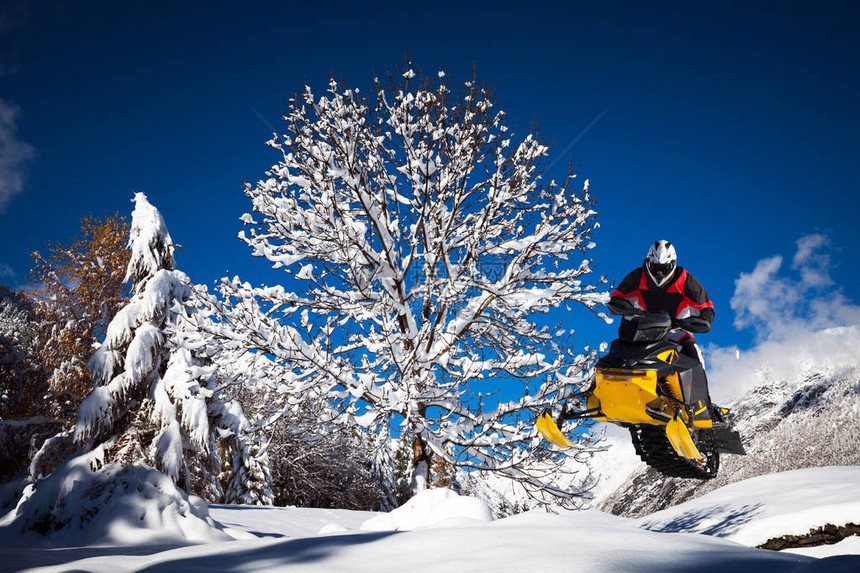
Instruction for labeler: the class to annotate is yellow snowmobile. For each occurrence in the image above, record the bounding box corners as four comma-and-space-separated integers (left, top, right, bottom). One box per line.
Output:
537, 312, 745, 479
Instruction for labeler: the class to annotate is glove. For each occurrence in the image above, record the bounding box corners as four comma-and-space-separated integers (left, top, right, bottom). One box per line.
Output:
674, 316, 711, 333
608, 297, 643, 316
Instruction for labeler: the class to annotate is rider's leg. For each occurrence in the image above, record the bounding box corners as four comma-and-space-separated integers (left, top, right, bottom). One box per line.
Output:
678, 337, 705, 367
670, 331, 713, 419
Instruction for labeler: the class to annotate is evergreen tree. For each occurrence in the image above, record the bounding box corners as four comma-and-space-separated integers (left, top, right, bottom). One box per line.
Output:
391, 432, 414, 503
368, 425, 398, 511
71, 192, 272, 504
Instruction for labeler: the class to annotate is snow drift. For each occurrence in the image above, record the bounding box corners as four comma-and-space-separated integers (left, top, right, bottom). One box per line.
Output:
360, 488, 494, 531
0, 455, 232, 547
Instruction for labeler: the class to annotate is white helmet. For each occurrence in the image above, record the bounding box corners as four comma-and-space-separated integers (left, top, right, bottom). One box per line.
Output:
645, 240, 677, 286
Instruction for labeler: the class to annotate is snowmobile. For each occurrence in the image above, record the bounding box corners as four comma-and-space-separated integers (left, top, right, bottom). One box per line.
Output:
537, 311, 746, 479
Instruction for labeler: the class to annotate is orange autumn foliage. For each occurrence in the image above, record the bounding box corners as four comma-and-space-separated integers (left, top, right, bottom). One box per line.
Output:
28, 213, 131, 403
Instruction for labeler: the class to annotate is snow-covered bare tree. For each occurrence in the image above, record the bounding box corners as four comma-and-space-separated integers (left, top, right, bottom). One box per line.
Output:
209, 66, 609, 507
0, 286, 46, 421
266, 424, 383, 510
0, 286, 60, 485
67, 192, 272, 504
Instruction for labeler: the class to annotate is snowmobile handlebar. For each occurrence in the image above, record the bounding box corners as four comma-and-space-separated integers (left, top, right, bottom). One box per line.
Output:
608, 299, 711, 333
607, 297, 644, 316
672, 315, 711, 333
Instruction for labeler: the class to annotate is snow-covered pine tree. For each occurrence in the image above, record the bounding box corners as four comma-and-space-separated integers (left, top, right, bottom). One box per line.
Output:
392, 432, 414, 500
368, 426, 398, 511
207, 65, 609, 508
69, 192, 271, 504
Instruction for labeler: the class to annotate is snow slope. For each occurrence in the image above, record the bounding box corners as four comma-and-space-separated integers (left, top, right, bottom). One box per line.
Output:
635, 466, 860, 547
1, 466, 859, 573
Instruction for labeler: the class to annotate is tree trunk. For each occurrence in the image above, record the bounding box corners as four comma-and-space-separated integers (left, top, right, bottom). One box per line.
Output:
410, 433, 432, 496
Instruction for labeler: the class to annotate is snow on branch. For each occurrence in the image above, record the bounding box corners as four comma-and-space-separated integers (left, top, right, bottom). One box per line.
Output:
124, 192, 175, 293
214, 66, 610, 508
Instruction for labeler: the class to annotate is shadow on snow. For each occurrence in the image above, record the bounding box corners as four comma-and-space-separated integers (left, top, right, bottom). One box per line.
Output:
136, 531, 400, 572
639, 503, 765, 538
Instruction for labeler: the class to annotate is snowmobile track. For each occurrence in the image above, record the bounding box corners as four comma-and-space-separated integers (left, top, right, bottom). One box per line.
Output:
628, 424, 719, 479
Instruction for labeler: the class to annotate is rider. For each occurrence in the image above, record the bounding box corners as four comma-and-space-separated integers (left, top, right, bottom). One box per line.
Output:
607, 240, 714, 366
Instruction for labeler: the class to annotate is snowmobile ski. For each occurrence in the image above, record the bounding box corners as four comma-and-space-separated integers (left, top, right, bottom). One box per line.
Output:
665, 414, 702, 460
536, 411, 576, 447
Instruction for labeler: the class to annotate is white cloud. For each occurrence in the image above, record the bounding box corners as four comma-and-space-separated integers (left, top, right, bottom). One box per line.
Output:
792, 233, 833, 289
730, 233, 860, 341
0, 262, 14, 278
708, 233, 860, 402
731, 255, 796, 334
0, 97, 35, 211
707, 326, 860, 403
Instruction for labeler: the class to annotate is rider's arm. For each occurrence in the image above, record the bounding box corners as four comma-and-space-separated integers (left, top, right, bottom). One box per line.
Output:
608, 268, 646, 315
676, 272, 714, 331
674, 315, 711, 333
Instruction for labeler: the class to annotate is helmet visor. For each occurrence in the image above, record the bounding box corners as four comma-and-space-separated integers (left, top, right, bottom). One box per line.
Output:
647, 260, 675, 283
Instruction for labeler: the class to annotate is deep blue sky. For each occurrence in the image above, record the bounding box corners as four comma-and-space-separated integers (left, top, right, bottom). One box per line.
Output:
1, 1, 858, 354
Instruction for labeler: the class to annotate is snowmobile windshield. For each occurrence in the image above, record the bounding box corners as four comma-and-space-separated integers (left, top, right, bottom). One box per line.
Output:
618, 313, 672, 344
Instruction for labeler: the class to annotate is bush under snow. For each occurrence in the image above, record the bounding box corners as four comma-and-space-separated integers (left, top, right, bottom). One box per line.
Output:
0, 454, 232, 546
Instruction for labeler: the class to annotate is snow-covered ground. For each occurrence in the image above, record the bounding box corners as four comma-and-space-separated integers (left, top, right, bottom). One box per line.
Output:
635, 466, 860, 548
1, 466, 858, 573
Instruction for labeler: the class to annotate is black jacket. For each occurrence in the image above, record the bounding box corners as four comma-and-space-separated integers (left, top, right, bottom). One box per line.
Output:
608, 266, 714, 331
